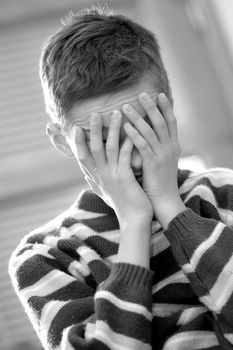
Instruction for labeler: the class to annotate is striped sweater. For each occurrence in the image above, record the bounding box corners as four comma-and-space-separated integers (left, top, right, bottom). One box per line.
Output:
8, 167, 233, 350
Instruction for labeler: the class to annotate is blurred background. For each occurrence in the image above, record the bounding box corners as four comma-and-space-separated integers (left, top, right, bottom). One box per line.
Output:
1, 0, 233, 349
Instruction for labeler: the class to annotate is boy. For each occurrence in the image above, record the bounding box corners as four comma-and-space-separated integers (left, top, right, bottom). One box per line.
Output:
9, 5, 233, 350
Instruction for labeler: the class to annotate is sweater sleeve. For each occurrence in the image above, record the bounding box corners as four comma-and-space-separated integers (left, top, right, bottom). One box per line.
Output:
8, 240, 154, 350
163, 167, 233, 346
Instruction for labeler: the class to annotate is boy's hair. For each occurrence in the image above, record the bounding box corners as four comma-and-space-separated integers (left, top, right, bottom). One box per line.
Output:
39, 4, 172, 136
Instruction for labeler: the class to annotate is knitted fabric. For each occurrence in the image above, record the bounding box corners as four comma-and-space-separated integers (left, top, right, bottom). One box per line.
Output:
8, 167, 233, 349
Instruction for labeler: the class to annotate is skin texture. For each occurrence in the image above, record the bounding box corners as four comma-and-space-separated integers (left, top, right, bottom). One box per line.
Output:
66, 72, 160, 175
47, 72, 186, 227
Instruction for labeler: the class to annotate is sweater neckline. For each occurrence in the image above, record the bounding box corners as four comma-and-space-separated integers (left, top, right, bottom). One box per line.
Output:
72, 168, 191, 216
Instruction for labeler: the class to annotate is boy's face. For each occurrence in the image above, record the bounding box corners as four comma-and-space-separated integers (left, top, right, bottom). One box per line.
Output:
66, 72, 161, 179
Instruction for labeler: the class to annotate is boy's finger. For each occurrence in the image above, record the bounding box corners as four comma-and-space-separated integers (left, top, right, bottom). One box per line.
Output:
158, 93, 179, 142
90, 114, 106, 168
106, 110, 122, 166
118, 136, 134, 173
74, 126, 98, 181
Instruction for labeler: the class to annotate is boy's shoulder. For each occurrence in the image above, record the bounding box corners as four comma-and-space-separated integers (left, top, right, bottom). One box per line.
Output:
10, 186, 116, 259
10, 188, 94, 257
179, 166, 233, 191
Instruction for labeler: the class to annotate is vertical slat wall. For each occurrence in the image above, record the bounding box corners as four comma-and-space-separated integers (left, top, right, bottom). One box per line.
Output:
3, 0, 233, 349
0, 2, 136, 349
0, 14, 86, 350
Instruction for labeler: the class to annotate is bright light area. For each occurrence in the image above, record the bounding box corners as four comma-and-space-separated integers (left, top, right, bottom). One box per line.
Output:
212, 0, 233, 62
178, 155, 207, 172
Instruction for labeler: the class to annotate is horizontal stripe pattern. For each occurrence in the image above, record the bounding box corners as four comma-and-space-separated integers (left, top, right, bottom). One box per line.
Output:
8, 167, 233, 349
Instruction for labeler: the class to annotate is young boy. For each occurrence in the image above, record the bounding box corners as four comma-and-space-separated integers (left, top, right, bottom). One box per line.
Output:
9, 5, 233, 350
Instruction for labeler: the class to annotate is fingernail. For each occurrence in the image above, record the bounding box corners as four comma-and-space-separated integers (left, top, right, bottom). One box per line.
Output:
91, 113, 100, 123
159, 93, 167, 101
113, 110, 120, 121
139, 92, 149, 101
123, 104, 133, 113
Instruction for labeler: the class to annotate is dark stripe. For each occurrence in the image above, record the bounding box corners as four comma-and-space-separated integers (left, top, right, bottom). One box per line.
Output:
180, 311, 214, 332
48, 298, 95, 347
26, 229, 60, 244
88, 259, 111, 286
154, 283, 200, 305
150, 248, 180, 282
152, 312, 179, 350
28, 280, 94, 318
184, 271, 209, 297
56, 237, 84, 258
222, 293, 233, 326
207, 312, 233, 349
85, 235, 118, 258
195, 224, 233, 291
74, 189, 116, 215
177, 168, 192, 188
165, 208, 219, 267
16, 244, 33, 257
17, 255, 67, 289
184, 194, 221, 220
68, 324, 112, 350
95, 298, 151, 344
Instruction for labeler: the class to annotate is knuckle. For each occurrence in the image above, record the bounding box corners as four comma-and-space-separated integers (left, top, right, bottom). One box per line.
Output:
139, 139, 148, 150
158, 121, 167, 130
106, 143, 114, 154
147, 101, 155, 111
145, 129, 155, 139
90, 144, 102, 154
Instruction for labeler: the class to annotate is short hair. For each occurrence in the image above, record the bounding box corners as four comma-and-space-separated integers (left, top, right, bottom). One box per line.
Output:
39, 4, 172, 136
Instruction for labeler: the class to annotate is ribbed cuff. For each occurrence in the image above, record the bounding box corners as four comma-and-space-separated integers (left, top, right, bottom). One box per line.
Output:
164, 207, 203, 243
100, 262, 155, 290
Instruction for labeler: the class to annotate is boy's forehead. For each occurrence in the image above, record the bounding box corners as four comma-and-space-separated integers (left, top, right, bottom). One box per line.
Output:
69, 89, 158, 131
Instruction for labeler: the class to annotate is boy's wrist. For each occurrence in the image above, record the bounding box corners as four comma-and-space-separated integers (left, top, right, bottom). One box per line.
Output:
153, 194, 187, 230
118, 218, 152, 269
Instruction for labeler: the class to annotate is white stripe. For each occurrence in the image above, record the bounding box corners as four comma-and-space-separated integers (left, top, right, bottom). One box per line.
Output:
9, 245, 55, 272
95, 290, 152, 321
179, 167, 233, 194
40, 300, 67, 334
43, 235, 60, 247
70, 223, 121, 243
177, 306, 207, 326
77, 245, 102, 264
184, 184, 217, 207
225, 333, 233, 344
21, 270, 76, 300
151, 232, 170, 256
66, 205, 106, 220
68, 260, 86, 281
218, 207, 233, 227
60, 325, 76, 350
153, 270, 189, 294
152, 303, 189, 317
163, 331, 219, 350
201, 253, 233, 312
85, 320, 151, 350
75, 247, 95, 276
189, 221, 224, 269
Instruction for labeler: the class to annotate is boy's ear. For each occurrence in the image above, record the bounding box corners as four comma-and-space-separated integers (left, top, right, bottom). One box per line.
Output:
46, 122, 74, 158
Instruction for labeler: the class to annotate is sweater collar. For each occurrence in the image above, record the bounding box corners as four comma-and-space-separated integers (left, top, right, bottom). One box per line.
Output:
73, 168, 192, 215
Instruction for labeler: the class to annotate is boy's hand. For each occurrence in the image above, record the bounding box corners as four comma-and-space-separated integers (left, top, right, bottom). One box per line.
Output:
72, 110, 154, 225
122, 92, 185, 227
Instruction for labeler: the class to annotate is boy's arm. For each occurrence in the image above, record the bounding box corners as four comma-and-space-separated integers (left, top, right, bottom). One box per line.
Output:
8, 233, 154, 350
162, 167, 233, 345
